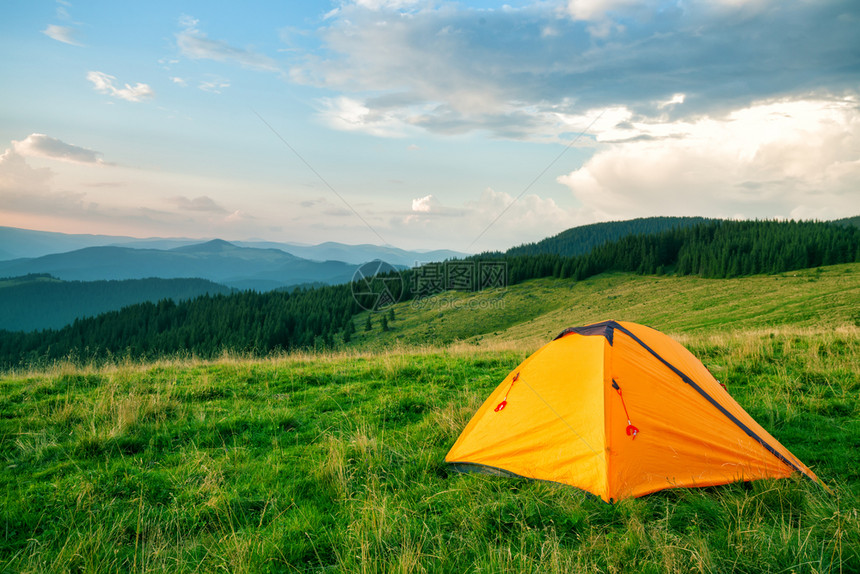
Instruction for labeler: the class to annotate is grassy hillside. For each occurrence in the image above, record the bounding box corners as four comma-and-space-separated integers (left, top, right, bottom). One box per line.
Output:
1, 324, 857, 572
2, 266, 858, 571
351, 263, 860, 351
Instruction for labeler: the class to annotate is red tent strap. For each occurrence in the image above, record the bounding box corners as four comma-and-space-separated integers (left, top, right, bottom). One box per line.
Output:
494, 372, 520, 412
612, 379, 639, 440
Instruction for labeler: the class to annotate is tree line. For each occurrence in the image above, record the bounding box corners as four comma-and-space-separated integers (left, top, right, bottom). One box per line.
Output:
0, 286, 359, 368
488, 219, 859, 283
506, 216, 710, 257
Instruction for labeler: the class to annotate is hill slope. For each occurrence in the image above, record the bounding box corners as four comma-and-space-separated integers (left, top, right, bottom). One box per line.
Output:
505, 216, 710, 257
0, 275, 233, 331
832, 215, 860, 228
351, 263, 860, 351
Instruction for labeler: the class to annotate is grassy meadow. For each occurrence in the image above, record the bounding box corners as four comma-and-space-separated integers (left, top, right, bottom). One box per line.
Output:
1, 265, 859, 573
350, 263, 860, 350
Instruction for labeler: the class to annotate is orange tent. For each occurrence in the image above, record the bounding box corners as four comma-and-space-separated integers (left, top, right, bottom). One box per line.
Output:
445, 320, 823, 502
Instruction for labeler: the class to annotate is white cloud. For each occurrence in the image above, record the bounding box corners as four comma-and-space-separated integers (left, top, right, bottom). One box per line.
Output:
319, 96, 418, 138
178, 14, 199, 28
169, 195, 226, 212
87, 71, 154, 102
42, 24, 81, 46
565, 0, 645, 21
177, 17, 279, 72
224, 210, 257, 223
12, 134, 103, 164
658, 93, 686, 109
351, 0, 420, 10
412, 194, 439, 213
0, 148, 54, 194
198, 78, 231, 93
557, 97, 860, 221
0, 148, 98, 220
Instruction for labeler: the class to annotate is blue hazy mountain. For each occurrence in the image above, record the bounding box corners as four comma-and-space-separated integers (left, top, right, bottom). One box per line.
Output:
0, 240, 360, 290
0, 226, 468, 265
234, 240, 466, 267
0, 275, 233, 332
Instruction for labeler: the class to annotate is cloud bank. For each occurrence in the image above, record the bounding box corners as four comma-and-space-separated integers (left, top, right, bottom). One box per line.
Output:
558, 97, 860, 222
299, 0, 859, 140
293, 0, 860, 228
12, 134, 103, 164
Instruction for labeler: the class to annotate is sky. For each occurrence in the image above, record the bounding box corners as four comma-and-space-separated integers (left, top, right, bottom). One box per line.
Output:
1, 0, 859, 252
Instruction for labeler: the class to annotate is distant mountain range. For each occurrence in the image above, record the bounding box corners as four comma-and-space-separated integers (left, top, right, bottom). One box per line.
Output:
1, 216, 857, 333
0, 227, 466, 266
0, 227, 467, 331
232, 241, 464, 267
0, 239, 362, 291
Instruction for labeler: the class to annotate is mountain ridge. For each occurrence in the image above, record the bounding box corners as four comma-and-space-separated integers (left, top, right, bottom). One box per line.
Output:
0, 241, 355, 290
505, 216, 712, 257
0, 226, 468, 265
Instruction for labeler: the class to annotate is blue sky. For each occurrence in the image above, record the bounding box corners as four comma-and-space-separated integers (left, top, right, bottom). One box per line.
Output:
1, 0, 858, 252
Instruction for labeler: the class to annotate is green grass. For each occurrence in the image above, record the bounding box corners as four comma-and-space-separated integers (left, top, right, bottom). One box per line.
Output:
1, 266, 859, 572
350, 263, 860, 350
1, 326, 858, 572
